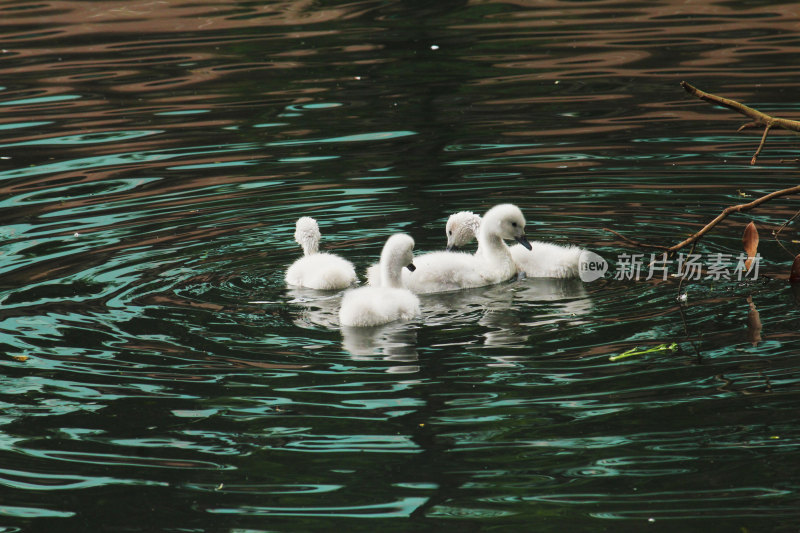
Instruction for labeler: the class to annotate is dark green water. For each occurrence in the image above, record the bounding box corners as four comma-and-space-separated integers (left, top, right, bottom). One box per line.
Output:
1, 1, 799, 531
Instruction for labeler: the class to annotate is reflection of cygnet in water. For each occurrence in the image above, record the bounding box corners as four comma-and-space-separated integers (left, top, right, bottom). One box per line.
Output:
421, 282, 515, 328
287, 288, 419, 373
286, 288, 343, 330
513, 277, 592, 324
483, 278, 593, 354
486, 278, 592, 356
340, 323, 419, 373
418, 277, 593, 353
419, 282, 524, 354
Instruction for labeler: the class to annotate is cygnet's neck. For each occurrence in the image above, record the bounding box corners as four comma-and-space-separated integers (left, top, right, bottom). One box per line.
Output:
380, 253, 404, 288
300, 236, 319, 256
476, 224, 511, 262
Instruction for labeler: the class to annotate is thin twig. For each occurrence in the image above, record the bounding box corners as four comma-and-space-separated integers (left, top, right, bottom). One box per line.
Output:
677, 304, 703, 363
751, 124, 773, 165
682, 81, 800, 165
676, 241, 696, 297
668, 184, 800, 253
773, 206, 800, 258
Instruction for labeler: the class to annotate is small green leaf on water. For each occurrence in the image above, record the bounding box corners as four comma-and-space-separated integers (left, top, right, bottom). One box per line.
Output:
610, 343, 678, 362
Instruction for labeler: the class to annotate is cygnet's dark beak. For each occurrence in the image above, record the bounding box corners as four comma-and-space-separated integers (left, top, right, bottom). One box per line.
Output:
446, 244, 459, 252
516, 234, 532, 250
406, 263, 416, 272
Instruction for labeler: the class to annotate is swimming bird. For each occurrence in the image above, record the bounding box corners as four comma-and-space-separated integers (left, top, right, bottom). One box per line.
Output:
389, 204, 531, 294
339, 233, 421, 327
285, 216, 358, 290
445, 211, 584, 278
365, 212, 482, 287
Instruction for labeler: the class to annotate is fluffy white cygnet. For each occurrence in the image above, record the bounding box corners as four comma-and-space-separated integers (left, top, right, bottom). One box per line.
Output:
285, 216, 357, 290
391, 204, 531, 294
339, 234, 421, 327
366, 212, 484, 287
446, 211, 584, 278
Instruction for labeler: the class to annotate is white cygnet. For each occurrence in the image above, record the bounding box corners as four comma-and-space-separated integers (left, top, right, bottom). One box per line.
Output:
366, 212, 482, 287
339, 234, 421, 327
285, 216, 357, 290
446, 211, 584, 278
445, 211, 482, 254
388, 204, 531, 294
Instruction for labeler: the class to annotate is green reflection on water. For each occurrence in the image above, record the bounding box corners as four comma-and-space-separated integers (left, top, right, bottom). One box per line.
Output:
0, 467, 151, 491
0, 94, 81, 106
186, 482, 343, 494
282, 434, 420, 453
0, 143, 258, 181
267, 130, 417, 146
0, 130, 163, 147
0, 505, 75, 518
0, 121, 52, 130
156, 109, 210, 116
207, 496, 429, 518
168, 160, 260, 170
286, 103, 343, 111
278, 156, 340, 162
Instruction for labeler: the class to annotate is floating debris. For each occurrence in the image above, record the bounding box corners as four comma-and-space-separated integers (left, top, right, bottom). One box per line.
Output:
610, 343, 678, 362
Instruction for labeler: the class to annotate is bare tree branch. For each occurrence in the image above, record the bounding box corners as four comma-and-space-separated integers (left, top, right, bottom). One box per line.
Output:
668, 185, 800, 253
681, 81, 800, 165
606, 84, 800, 259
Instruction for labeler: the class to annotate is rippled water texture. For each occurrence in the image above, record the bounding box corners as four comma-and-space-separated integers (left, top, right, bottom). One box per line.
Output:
1, 1, 800, 531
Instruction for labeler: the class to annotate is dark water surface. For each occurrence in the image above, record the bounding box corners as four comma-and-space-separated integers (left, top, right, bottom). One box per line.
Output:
1, 1, 800, 531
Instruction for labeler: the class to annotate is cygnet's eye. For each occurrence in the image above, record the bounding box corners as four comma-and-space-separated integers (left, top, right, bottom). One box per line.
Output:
448, 230, 452, 236
511, 222, 518, 227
